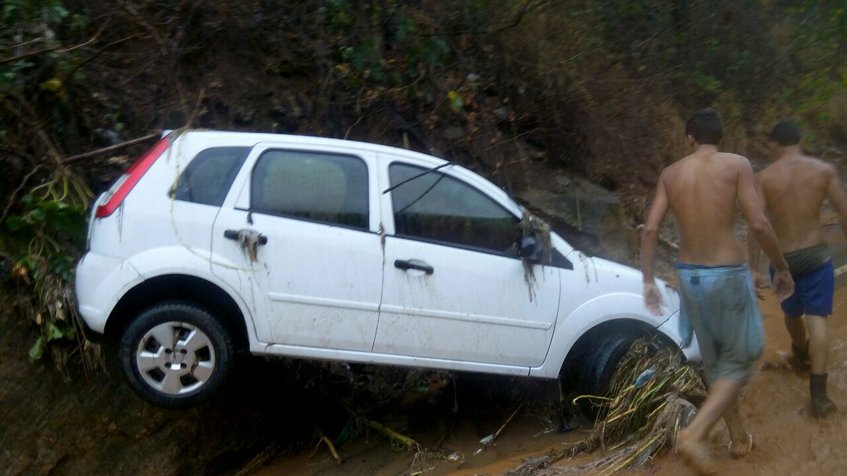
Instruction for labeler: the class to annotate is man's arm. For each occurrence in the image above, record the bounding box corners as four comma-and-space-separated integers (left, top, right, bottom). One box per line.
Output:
825, 165, 847, 240
737, 159, 794, 301
641, 173, 669, 315
747, 173, 765, 287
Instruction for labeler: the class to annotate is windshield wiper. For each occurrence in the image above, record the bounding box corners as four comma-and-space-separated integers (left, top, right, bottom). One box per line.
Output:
382, 161, 454, 194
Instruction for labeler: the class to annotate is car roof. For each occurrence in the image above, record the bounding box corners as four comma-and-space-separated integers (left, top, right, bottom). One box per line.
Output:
171, 129, 448, 166
169, 129, 523, 214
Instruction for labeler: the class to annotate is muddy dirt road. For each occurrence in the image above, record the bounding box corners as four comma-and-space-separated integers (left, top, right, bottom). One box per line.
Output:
256, 289, 847, 476
260, 226, 847, 476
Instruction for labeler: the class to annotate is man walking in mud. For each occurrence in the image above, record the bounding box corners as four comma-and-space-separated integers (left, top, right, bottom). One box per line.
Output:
640, 108, 794, 474
749, 120, 847, 418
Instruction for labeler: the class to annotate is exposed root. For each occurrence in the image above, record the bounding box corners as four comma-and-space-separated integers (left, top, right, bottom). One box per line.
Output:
364, 418, 422, 452
312, 427, 343, 463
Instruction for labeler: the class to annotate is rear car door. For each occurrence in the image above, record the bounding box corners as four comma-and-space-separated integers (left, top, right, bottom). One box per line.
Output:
375, 158, 560, 367
211, 143, 383, 351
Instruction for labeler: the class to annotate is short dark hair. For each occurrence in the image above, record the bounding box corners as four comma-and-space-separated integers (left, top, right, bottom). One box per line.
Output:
685, 108, 723, 145
769, 121, 802, 146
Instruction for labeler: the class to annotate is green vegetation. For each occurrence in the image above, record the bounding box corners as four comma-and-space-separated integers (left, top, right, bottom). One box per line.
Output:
2, 0, 94, 369
2, 0, 846, 372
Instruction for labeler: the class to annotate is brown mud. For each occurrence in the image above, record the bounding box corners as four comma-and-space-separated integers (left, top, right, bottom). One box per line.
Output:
260, 225, 847, 476
255, 288, 847, 476
2, 226, 845, 476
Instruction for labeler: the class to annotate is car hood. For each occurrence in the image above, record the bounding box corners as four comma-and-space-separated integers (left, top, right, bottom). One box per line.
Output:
567, 251, 681, 323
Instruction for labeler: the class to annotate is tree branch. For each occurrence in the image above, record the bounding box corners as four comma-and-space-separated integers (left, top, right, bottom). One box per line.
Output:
63, 132, 161, 164
0, 23, 106, 66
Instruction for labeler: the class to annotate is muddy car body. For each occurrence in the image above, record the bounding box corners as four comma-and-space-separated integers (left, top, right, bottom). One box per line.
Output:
76, 130, 699, 407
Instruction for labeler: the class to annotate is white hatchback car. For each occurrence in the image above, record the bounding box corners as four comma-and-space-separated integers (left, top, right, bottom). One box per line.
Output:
75, 130, 698, 407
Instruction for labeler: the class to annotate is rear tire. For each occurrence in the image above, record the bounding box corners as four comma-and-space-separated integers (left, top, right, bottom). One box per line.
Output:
119, 302, 233, 408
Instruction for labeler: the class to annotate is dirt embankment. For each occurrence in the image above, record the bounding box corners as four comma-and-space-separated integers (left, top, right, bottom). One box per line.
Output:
0, 311, 361, 475
0, 300, 576, 476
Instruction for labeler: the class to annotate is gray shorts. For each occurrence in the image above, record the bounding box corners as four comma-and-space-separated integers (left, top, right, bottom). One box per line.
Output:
676, 263, 764, 383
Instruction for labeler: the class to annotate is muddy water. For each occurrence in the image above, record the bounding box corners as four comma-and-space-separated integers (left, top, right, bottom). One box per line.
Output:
262, 227, 847, 475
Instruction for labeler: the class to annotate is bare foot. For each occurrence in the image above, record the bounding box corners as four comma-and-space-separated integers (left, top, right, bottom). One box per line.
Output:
677, 436, 718, 475
729, 432, 753, 458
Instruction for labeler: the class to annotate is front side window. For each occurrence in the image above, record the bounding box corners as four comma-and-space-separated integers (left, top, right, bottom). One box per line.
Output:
174, 147, 250, 206
389, 163, 519, 253
251, 150, 369, 229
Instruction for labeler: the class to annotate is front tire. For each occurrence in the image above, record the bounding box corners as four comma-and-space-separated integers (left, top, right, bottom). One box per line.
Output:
119, 302, 233, 408
578, 332, 637, 418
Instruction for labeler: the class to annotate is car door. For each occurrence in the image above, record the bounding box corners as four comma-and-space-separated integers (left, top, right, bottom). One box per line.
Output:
375, 158, 561, 367
211, 143, 384, 352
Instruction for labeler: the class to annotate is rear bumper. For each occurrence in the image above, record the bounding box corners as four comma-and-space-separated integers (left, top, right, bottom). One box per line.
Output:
75, 252, 142, 334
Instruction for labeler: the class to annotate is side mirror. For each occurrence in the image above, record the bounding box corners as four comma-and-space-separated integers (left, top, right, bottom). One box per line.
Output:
519, 234, 542, 262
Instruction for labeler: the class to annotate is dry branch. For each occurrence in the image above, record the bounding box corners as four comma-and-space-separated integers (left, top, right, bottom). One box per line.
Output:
63, 132, 161, 164
313, 427, 343, 464
475, 403, 524, 455
0, 23, 106, 66
365, 419, 422, 451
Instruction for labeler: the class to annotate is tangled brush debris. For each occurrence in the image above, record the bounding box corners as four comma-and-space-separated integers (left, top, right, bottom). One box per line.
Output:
507, 339, 706, 475
519, 212, 552, 301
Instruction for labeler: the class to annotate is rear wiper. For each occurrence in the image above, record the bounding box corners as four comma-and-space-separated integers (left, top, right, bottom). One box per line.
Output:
382, 161, 454, 194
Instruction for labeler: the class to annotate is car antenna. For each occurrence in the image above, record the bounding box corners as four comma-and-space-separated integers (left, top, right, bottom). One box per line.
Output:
382, 161, 454, 194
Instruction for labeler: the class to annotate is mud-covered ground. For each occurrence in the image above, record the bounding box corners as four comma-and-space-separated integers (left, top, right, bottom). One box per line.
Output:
258, 224, 847, 475
0, 293, 582, 476
2, 225, 846, 476
250, 284, 847, 476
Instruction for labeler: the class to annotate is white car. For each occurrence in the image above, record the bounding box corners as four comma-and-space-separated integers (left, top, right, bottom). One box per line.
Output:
75, 130, 698, 407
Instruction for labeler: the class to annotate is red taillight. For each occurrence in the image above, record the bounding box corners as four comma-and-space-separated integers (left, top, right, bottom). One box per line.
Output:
96, 138, 170, 218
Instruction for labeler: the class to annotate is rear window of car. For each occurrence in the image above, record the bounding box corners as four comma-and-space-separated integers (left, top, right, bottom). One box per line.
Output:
173, 147, 250, 206
250, 150, 369, 229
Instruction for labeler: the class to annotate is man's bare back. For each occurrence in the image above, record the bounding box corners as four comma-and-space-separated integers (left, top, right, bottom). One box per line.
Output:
756, 153, 847, 252
642, 140, 791, 308
661, 148, 753, 265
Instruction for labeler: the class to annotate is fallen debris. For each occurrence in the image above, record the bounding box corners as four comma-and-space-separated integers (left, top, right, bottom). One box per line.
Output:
506, 339, 706, 475
474, 403, 524, 455
364, 418, 422, 452
313, 427, 343, 464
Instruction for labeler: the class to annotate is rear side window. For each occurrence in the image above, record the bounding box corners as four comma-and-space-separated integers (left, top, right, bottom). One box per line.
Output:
389, 163, 519, 254
251, 150, 369, 229
174, 147, 250, 206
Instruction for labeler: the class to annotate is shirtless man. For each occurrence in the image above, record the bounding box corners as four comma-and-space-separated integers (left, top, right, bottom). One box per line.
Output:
749, 120, 847, 418
641, 109, 794, 474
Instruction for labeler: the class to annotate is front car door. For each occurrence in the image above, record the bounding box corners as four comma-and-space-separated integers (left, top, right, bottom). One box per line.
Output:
211, 143, 383, 352
375, 158, 561, 368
